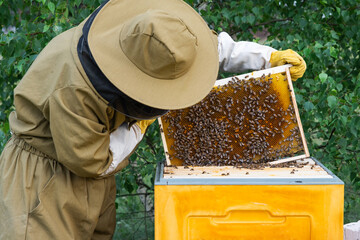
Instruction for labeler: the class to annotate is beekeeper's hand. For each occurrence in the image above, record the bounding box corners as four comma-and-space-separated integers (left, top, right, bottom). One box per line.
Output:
269, 49, 306, 81
136, 119, 156, 134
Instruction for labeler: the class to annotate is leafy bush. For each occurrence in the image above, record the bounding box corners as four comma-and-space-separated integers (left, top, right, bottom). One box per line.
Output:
1, 0, 359, 239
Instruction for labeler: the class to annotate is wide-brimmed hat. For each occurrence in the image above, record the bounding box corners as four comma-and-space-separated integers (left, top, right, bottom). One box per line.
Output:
87, 0, 219, 110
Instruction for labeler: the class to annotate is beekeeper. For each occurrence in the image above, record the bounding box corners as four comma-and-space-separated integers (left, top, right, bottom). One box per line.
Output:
0, 0, 306, 239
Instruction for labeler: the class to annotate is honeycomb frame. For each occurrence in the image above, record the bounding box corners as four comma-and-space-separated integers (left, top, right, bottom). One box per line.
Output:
159, 64, 310, 166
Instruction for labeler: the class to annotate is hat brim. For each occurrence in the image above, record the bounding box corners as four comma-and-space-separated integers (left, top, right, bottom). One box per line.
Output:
87, 0, 219, 110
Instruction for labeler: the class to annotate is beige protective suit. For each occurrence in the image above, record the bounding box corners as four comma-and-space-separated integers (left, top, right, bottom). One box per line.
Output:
0, 22, 129, 239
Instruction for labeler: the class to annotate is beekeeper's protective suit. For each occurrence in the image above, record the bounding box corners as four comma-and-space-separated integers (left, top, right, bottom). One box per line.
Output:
0, 0, 306, 239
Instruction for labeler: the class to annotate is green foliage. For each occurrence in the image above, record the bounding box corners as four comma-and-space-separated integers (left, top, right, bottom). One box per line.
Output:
113, 121, 163, 239
1, 0, 359, 239
0, 0, 102, 145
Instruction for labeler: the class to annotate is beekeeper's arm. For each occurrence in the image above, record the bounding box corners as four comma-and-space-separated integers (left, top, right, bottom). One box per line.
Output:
218, 32, 306, 80
49, 86, 156, 178
48, 86, 116, 178
47, 86, 152, 178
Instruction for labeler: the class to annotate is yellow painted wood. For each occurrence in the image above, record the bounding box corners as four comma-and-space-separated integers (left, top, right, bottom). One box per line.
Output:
155, 184, 344, 240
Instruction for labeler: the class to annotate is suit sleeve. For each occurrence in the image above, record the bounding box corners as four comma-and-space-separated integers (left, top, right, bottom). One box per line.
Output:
218, 32, 276, 73
48, 86, 117, 178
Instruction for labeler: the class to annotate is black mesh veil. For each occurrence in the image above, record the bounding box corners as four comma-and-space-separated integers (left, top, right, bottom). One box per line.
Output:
77, 1, 169, 120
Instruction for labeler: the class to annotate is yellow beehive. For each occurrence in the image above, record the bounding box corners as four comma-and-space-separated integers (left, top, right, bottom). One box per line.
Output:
155, 163, 344, 240
155, 65, 344, 240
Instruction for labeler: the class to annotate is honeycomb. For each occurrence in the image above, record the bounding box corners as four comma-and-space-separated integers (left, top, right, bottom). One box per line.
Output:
160, 72, 305, 166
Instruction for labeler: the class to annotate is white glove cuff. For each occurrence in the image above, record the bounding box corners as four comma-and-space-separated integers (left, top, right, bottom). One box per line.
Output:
101, 123, 143, 176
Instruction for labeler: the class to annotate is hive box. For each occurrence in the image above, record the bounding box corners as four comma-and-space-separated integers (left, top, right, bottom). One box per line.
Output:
154, 158, 344, 240
155, 65, 344, 239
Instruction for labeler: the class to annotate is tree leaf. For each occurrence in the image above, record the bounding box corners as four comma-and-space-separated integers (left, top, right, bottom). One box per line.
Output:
299, 18, 307, 28
330, 30, 339, 40
319, 72, 328, 83
43, 24, 50, 32
252, 7, 260, 16
304, 101, 315, 111
234, 16, 240, 25
330, 46, 338, 58
221, 9, 231, 20
48, 2, 55, 14
247, 15, 255, 25
327, 95, 337, 108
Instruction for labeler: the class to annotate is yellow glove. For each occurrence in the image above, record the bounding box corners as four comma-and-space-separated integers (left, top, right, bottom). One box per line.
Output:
269, 49, 306, 81
136, 119, 156, 134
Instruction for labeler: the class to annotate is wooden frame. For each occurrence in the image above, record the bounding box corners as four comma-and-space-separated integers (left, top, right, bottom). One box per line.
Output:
285, 67, 310, 158
158, 117, 171, 166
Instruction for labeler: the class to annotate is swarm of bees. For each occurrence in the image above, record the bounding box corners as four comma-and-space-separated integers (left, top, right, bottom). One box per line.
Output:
161, 73, 304, 167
